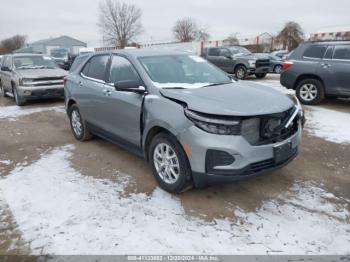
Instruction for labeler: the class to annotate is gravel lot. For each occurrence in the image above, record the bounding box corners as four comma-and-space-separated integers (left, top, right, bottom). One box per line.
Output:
0, 75, 349, 255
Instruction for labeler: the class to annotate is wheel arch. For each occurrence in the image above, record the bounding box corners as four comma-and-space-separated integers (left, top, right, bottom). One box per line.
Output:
294, 74, 325, 90
143, 125, 177, 162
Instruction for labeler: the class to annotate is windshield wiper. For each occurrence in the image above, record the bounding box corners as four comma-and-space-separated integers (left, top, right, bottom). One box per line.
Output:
162, 87, 186, 90
202, 82, 231, 88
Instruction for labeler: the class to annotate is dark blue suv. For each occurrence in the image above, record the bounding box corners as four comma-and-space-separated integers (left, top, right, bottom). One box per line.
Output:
280, 41, 350, 105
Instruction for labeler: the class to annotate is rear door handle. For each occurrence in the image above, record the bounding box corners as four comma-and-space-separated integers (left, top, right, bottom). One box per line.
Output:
78, 82, 83, 87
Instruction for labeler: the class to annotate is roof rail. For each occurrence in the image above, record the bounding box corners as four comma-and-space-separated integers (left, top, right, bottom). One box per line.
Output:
307, 39, 350, 43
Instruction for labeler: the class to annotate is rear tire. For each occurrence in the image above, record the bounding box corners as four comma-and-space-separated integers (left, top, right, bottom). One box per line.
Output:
13, 86, 26, 106
149, 133, 192, 194
274, 65, 283, 74
68, 104, 93, 141
255, 73, 267, 79
234, 65, 247, 80
296, 79, 325, 105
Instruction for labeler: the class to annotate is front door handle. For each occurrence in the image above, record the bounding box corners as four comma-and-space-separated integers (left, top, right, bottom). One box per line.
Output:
103, 89, 112, 96
321, 63, 331, 68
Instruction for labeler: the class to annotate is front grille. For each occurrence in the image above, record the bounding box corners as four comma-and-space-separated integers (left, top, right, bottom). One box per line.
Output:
256, 59, 270, 68
242, 107, 300, 146
33, 77, 64, 82
29, 77, 65, 87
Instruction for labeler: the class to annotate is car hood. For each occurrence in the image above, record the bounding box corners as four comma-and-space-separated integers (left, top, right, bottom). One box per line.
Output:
159, 82, 294, 116
16, 68, 68, 78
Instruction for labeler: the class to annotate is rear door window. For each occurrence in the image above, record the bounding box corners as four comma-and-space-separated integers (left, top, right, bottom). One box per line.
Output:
81, 55, 110, 81
323, 46, 334, 59
333, 45, 350, 60
303, 45, 327, 59
208, 48, 220, 56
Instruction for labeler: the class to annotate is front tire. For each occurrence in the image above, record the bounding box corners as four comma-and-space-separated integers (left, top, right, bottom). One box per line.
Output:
0, 81, 6, 97
234, 65, 247, 80
13, 86, 26, 106
149, 133, 192, 194
69, 104, 92, 141
255, 73, 267, 79
296, 79, 325, 105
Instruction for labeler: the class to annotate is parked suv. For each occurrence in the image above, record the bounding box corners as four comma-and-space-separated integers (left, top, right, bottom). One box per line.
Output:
0, 54, 68, 105
202, 46, 271, 80
65, 50, 303, 193
280, 41, 350, 105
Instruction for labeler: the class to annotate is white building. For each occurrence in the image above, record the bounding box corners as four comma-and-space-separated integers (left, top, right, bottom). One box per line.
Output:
311, 26, 350, 40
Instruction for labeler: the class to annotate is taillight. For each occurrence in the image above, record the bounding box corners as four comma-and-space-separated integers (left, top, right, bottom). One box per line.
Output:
282, 61, 294, 71
63, 77, 67, 86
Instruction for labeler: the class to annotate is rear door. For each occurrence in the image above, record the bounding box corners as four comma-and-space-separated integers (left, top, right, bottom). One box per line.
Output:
331, 44, 350, 95
316, 45, 340, 95
100, 55, 144, 147
206, 48, 222, 68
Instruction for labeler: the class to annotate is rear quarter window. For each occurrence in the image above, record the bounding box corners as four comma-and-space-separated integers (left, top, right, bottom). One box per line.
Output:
333, 45, 350, 60
303, 45, 327, 59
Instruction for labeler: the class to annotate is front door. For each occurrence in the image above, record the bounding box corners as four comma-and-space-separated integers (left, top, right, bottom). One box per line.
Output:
98, 55, 144, 147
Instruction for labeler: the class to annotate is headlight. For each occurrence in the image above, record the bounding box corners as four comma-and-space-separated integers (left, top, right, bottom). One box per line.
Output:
19, 78, 34, 86
184, 109, 241, 135
248, 60, 256, 68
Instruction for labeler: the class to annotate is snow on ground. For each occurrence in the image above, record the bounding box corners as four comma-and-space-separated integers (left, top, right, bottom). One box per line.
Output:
306, 106, 350, 144
0, 105, 65, 120
0, 160, 11, 165
0, 145, 349, 255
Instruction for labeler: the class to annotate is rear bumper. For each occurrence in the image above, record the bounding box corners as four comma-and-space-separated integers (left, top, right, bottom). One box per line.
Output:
248, 66, 270, 75
280, 71, 296, 89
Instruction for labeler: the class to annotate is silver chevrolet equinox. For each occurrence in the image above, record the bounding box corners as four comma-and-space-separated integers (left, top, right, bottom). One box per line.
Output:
65, 50, 304, 193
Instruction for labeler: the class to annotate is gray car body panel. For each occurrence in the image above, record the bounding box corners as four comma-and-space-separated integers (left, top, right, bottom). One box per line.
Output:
65, 49, 302, 185
159, 82, 294, 116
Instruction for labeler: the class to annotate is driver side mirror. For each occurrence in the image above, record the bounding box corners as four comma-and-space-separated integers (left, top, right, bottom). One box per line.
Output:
1, 66, 11, 72
114, 80, 146, 94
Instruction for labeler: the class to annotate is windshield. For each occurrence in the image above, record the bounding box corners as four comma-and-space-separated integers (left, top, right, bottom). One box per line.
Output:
229, 46, 251, 56
138, 55, 232, 89
50, 49, 68, 58
14, 56, 58, 69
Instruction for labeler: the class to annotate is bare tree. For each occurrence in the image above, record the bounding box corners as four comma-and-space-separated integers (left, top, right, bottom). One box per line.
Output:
98, 0, 143, 49
277, 21, 304, 51
0, 35, 26, 54
197, 25, 210, 41
173, 17, 198, 42
223, 34, 239, 46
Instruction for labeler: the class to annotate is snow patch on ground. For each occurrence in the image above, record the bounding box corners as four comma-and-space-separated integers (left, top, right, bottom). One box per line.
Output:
0, 105, 65, 120
0, 160, 11, 165
306, 106, 350, 144
0, 146, 349, 255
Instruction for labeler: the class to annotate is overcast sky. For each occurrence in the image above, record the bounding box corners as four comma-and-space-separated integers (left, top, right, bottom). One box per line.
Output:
0, 0, 349, 47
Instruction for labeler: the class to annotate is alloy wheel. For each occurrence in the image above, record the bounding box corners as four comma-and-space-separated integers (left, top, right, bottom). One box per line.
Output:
236, 68, 245, 79
299, 83, 318, 101
153, 143, 180, 184
71, 110, 83, 137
